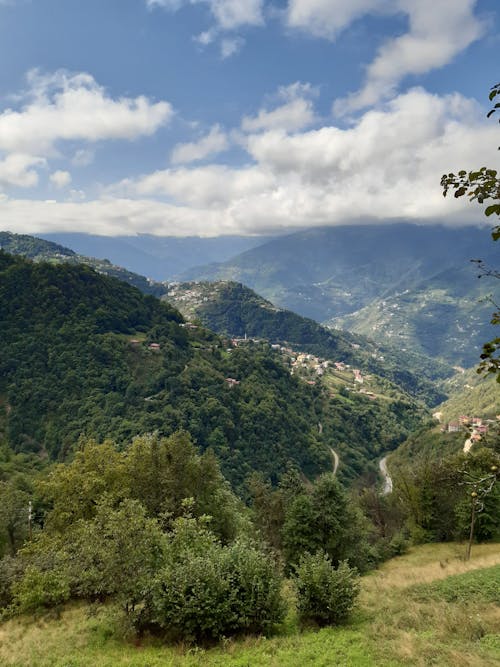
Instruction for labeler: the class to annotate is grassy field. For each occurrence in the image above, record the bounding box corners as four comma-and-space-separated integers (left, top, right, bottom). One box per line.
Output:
0, 542, 498, 667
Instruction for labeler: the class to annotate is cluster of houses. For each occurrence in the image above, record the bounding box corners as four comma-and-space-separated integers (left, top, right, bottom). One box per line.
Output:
291, 352, 330, 377
445, 415, 492, 441
130, 339, 162, 351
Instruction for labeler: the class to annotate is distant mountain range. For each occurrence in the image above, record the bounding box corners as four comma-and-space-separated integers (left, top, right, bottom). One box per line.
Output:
4, 223, 500, 370
180, 223, 500, 367
329, 263, 497, 367
39, 232, 270, 281
0, 231, 167, 297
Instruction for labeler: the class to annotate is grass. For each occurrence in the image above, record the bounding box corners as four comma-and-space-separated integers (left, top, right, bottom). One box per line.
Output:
411, 565, 500, 604
0, 543, 498, 666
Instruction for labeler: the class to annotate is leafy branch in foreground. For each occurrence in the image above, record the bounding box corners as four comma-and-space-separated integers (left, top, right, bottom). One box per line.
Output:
441, 82, 500, 379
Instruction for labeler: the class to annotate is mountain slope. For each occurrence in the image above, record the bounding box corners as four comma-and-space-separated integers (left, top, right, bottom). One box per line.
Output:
0, 253, 423, 486
329, 263, 498, 367
39, 232, 269, 281
164, 280, 452, 405
183, 223, 496, 322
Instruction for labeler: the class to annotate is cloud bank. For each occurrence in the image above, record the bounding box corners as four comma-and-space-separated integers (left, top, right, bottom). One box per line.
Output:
4, 86, 495, 237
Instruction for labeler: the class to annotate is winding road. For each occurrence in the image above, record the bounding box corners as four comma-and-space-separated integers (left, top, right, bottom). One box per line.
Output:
379, 456, 393, 495
318, 422, 339, 475
330, 447, 339, 475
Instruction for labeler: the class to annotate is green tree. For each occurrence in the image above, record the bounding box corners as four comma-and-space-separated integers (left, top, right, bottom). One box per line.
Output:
146, 516, 285, 642
38, 438, 128, 532
282, 473, 373, 571
126, 431, 245, 541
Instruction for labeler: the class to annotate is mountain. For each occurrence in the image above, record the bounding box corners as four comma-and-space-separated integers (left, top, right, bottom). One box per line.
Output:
0, 231, 167, 297
329, 263, 498, 367
164, 280, 452, 405
39, 232, 271, 281
434, 368, 500, 424
0, 252, 423, 486
181, 223, 499, 365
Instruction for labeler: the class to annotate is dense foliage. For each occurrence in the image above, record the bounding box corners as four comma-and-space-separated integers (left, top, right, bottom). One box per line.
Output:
0, 253, 424, 488
387, 440, 500, 544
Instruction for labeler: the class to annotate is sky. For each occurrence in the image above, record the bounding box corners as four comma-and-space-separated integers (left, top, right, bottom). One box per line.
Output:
0, 0, 499, 237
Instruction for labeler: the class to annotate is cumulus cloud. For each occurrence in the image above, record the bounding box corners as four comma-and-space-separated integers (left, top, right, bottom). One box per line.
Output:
286, 0, 388, 39
0, 69, 173, 156
109, 88, 495, 233
286, 1, 485, 112
72, 148, 94, 167
49, 170, 72, 188
220, 37, 245, 58
170, 125, 229, 164
147, 0, 264, 30
0, 153, 45, 189
241, 82, 318, 133
194, 29, 216, 46
335, 0, 485, 113
118, 164, 274, 207
3, 87, 495, 237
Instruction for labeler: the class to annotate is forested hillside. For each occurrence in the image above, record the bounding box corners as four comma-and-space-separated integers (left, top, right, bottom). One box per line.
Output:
165, 280, 452, 405
0, 252, 422, 487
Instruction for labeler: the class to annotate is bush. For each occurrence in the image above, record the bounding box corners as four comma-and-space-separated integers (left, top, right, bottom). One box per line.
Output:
11, 565, 70, 614
223, 539, 286, 635
293, 552, 360, 626
146, 517, 285, 642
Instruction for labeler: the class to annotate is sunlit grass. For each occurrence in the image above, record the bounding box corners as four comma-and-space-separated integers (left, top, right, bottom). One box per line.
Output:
0, 542, 498, 666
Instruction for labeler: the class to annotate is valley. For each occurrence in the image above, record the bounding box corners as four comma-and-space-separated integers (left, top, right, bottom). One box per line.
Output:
2, 6, 500, 664
0, 229, 498, 665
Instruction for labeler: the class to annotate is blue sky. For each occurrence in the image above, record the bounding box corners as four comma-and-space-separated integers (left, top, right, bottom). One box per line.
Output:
0, 0, 499, 237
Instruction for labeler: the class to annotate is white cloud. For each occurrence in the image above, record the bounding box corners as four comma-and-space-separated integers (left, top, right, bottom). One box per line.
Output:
72, 148, 94, 167
194, 29, 216, 46
242, 97, 316, 133
147, 0, 264, 30
3, 88, 496, 237
220, 37, 245, 58
171, 125, 229, 164
119, 164, 274, 207
49, 170, 72, 188
286, 0, 388, 39
0, 153, 45, 188
241, 82, 318, 132
286, 1, 485, 112
0, 196, 245, 237
111, 88, 495, 232
0, 69, 173, 156
335, 0, 485, 113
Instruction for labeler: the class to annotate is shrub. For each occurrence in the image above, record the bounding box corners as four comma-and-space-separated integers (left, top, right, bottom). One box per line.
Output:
147, 517, 285, 642
11, 565, 70, 614
293, 552, 360, 626
223, 539, 286, 635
